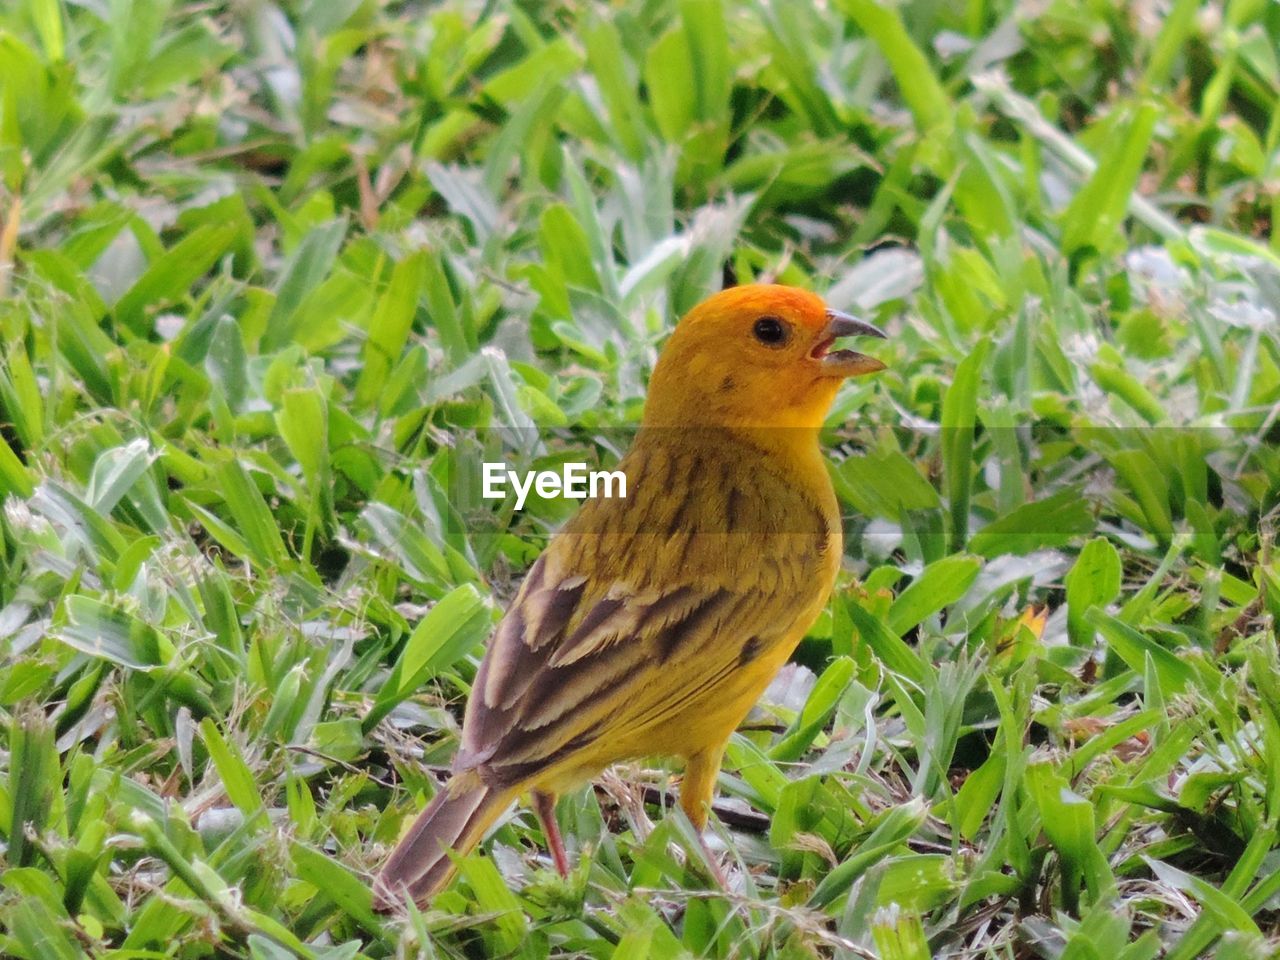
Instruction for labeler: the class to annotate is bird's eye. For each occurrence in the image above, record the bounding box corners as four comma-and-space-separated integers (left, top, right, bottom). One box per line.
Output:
752, 316, 789, 346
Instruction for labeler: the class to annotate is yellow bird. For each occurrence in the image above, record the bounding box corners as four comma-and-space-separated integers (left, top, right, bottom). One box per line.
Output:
374, 284, 886, 907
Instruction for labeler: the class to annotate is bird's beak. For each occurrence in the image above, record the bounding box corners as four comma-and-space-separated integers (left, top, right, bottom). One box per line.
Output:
825, 309, 887, 341
811, 309, 888, 376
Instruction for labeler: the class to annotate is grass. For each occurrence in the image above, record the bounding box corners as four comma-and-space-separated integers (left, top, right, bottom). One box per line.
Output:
1, 0, 1279, 957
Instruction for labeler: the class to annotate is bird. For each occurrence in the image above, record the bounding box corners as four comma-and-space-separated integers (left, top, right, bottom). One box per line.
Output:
374, 283, 887, 908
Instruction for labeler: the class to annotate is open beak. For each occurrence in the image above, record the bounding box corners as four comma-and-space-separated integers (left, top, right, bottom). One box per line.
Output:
811, 309, 888, 376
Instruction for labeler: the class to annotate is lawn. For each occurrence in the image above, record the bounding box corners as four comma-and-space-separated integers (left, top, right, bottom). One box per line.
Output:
1, 0, 1279, 957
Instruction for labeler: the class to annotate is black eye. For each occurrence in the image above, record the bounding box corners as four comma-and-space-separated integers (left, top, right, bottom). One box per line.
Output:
752, 316, 789, 346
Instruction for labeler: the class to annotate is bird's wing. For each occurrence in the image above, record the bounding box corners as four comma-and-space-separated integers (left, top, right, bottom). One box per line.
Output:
457, 440, 836, 786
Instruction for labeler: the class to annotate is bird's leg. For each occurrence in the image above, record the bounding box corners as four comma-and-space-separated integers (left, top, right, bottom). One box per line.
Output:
532, 790, 570, 878
692, 825, 729, 890
680, 747, 729, 890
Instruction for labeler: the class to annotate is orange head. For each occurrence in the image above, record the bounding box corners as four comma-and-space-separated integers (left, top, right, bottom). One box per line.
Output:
643, 284, 887, 430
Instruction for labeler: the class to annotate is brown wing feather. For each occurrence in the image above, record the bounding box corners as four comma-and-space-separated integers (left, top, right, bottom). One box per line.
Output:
458, 436, 835, 788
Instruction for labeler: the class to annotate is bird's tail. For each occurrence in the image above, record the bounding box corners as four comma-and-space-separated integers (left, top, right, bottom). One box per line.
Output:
374, 778, 515, 909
